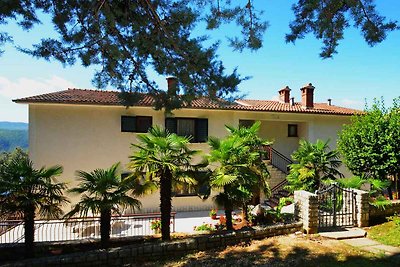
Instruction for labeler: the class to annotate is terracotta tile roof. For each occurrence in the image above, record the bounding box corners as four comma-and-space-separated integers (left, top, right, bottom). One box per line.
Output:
13, 88, 361, 116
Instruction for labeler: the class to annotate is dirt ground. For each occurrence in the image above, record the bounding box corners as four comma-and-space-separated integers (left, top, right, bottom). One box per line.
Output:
134, 234, 400, 267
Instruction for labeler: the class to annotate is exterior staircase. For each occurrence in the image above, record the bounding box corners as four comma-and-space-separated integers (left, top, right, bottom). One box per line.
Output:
262, 146, 293, 208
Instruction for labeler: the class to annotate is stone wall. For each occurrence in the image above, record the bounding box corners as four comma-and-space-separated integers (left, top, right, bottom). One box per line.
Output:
2, 223, 302, 267
294, 190, 318, 234
294, 188, 370, 231
370, 200, 400, 218
353, 189, 370, 227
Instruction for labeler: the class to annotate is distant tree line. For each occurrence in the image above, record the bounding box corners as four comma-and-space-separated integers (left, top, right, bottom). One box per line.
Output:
0, 129, 28, 152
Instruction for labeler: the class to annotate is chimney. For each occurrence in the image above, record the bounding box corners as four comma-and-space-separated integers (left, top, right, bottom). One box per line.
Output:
290, 97, 295, 106
278, 86, 291, 103
166, 76, 178, 96
327, 98, 332, 106
300, 83, 315, 109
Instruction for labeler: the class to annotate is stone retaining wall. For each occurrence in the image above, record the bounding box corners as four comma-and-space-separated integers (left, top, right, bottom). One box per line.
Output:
2, 223, 302, 267
370, 200, 400, 218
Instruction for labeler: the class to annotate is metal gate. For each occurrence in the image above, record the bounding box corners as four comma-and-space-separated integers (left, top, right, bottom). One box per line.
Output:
316, 183, 357, 229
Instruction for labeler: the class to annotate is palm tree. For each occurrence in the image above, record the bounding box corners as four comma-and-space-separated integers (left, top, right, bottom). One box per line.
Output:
226, 121, 271, 206
207, 123, 270, 229
66, 162, 148, 248
0, 150, 68, 258
286, 139, 344, 192
128, 126, 198, 241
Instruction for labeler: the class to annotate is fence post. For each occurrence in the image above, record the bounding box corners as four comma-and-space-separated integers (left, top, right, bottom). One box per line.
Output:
294, 190, 319, 234
352, 189, 370, 227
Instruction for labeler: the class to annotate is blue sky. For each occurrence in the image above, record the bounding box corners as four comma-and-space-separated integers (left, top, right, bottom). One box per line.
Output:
1, 0, 399, 122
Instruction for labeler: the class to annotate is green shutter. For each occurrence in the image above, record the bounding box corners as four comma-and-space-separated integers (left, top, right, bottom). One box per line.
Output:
165, 118, 177, 133
195, 119, 208, 143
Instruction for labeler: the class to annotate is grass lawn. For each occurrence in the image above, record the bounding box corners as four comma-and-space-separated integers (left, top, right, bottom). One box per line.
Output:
367, 220, 400, 247
134, 235, 400, 267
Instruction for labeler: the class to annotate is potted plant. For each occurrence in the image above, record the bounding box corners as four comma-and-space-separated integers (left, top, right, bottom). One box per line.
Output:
150, 219, 161, 234
209, 209, 217, 219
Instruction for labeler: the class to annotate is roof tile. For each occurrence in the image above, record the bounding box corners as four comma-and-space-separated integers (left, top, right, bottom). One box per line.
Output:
13, 88, 361, 116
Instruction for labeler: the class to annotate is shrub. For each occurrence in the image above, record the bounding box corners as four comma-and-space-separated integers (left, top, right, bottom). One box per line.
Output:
387, 213, 400, 226
370, 196, 393, 210
194, 223, 216, 231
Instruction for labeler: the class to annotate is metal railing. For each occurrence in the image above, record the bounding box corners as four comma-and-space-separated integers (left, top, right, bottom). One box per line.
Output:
0, 212, 176, 244
270, 179, 289, 196
263, 145, 293, 174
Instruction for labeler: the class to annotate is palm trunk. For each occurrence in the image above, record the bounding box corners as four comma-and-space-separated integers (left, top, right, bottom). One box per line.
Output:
160, 168, 172, 241
388, 185, 393, 200
100, 209, 111, 248
24, 205, 35, 258
225, 206, 233, 231
242, 203, 248, 222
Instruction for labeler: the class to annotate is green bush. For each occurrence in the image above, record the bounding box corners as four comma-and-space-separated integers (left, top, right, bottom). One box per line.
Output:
194, 223, 216, 231
387, 213, 400, 226
370, 196, 393, 210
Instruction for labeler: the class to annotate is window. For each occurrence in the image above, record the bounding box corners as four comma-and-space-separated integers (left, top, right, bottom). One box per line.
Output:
121, 116, 152, 133
288, 124, 298, 137
239, 120, 255, 128
165, 118, 208, 143
173, 184, 197, 197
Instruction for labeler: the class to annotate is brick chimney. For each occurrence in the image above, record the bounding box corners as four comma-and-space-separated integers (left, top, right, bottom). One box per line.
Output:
166, 76, 178, 96
300, 83, 315, 109
278, 86, 291, 103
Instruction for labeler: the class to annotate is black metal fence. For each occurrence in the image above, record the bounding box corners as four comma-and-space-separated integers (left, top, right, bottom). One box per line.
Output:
0, 213, 175, 244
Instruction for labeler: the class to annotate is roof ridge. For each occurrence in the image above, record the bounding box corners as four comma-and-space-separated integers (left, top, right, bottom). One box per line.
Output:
67, 88, 121, 93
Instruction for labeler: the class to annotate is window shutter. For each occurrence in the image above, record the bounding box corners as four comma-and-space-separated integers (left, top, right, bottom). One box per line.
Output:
165, 118, 177, 133
195, 119, 208, 143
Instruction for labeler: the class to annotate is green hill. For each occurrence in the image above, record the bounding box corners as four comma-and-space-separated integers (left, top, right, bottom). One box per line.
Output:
0, 121, 28, 131
0, 122, 28, 152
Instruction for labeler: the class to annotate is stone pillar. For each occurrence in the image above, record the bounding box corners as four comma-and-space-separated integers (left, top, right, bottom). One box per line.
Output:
353, 189, 370, 227
294, 190, 319, 234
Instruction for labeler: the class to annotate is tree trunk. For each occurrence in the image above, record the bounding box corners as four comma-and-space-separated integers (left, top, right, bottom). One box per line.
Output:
251, 189, 260, 205
225, 207, 233, 231
24, 205, 35, 258
388, 185, 393, 200
160, 168, 172, 241
242, 203, 248, 222
100, 209, 111, 248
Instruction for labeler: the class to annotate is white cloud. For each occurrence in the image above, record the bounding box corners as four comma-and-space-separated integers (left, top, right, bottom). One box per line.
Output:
0, 75, 76, 99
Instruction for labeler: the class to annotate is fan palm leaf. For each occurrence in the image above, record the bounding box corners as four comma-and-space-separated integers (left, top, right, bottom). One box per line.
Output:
128, 126, 199, 241
66, 162, 143, 247
0, 149, 68, 258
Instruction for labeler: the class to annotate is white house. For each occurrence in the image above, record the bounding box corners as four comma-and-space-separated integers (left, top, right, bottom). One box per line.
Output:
14, 79, 360, 212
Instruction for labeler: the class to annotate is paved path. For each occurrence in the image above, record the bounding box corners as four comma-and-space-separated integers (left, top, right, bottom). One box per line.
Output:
342, 237, 400, 256
319, 227, 400, 256
319, 227, 366, 240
